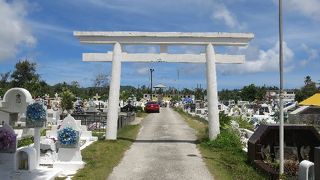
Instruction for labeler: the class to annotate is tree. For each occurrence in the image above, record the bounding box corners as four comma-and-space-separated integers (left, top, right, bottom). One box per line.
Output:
304, 76, 312, 85
93, 73, 109, 89
194, 88, 205, 100
295, 76, 318, 102
219, 89, 241, 102
241, 84, 258, 101
0, 72, 11, 97
11, 60, 39, 87
0, 72, 10, 85
181, 88, 192, 95
60, 88, 75, 112
24, 78, 50, 97
92, 73, 110, 99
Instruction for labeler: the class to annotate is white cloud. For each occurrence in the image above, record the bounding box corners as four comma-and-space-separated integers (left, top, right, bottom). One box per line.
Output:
124, 45, 158, 53
300, 44, 319, 66
75, 0, 245, 30
136, 67, 150, 75
211, 3, 244, 29
219, 41, 294, 74
0, 0, 36, 61
285, 0, 320, 21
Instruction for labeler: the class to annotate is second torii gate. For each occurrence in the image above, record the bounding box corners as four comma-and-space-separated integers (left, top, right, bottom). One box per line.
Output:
74, 31, 254, 140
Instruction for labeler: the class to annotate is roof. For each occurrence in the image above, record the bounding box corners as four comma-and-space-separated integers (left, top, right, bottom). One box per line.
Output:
290, 106, 310, 114
299, 93, 320, 106
153, 83, 167, 88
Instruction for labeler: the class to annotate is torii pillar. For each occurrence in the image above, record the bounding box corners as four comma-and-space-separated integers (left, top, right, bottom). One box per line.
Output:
107, 42, 122, 139
74, 31, 254, 140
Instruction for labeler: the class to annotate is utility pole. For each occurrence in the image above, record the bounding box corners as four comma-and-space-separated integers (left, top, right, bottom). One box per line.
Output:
278, 0, 284, 175
150, 68, 154, 101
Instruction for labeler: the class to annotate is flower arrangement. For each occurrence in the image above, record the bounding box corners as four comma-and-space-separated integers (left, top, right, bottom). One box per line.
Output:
58, 127, 79, 147
26, 102, 46, 127
0, 128, 17, 152
27, 102, 46, 122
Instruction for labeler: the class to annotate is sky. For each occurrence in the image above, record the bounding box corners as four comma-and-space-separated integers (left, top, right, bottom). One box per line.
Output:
0, 0, 319, 90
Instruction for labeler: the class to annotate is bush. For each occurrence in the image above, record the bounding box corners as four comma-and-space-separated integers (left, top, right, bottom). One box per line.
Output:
60, 88, 75, 111
232, 116, 254, 130
18, 136, 34, 147
203, 129, 242, 151
135, 106, 143, 112
219, 112, 231, 130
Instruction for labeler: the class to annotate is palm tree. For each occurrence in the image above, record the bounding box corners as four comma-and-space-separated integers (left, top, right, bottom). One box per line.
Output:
304, 76, 312, 85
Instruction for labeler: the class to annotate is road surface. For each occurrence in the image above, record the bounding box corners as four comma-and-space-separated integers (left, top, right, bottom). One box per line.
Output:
108, 107, 213, 180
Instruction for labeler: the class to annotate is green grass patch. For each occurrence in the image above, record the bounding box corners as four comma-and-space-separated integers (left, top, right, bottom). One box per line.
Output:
17, 136, 34, 148
72, 125, 140, 180
136, 111, 148, 118
232, 116, 254, 131
175, 108, 266, 180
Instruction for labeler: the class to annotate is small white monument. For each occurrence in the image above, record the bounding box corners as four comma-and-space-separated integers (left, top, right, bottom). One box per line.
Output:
54, 114, 85, 175
0, 88, 33, 127
15, 147, 37, 171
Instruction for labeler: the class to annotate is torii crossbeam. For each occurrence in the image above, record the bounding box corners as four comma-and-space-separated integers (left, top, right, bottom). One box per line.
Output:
74, 31, 254, 140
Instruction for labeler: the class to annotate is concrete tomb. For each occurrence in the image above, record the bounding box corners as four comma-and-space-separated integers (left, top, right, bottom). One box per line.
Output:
0, 88, 33, 127
54, 114, 84, 175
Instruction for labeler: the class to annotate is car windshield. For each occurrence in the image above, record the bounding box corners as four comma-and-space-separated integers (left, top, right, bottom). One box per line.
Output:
146, 102, 157, 105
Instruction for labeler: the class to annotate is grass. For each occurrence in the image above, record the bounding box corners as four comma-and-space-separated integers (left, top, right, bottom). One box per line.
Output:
175, 108, 267, 180
72, 125, 141, 180
231, 116, 254, 131
136, 111, 148, 118
17, 136, 34, 147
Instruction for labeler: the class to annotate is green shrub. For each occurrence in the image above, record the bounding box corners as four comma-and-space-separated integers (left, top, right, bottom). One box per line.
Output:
135, 106, 143, 112
18, 136, 34, 147
219, 112, 231, 130
60, 88, 75, 111
232, 116, 254, 130
203, 129, 242, 151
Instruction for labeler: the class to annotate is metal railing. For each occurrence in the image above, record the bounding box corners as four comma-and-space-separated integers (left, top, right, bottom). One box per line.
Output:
60, 112, 135, 132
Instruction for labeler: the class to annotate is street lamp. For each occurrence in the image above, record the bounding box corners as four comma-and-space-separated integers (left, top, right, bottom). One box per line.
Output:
150, 68, 154, 101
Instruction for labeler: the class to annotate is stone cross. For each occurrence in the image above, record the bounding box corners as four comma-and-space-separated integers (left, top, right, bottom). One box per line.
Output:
54, 93, 59, 100
93, 93, 101, 101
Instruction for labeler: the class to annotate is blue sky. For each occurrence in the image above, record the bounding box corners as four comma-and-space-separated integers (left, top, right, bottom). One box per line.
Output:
0, 0, 319, 90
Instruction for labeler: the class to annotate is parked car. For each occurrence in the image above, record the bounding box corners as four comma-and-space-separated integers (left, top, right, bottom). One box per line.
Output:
144, 101, 160, 113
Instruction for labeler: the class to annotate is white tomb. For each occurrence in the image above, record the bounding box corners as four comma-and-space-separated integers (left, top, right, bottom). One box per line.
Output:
15, 147, 37, 171
53, 115, 85, 175
0, 123, 17, 171
75, 120, 98, 142
47, 108, 60, 125
0, 88, 33, 127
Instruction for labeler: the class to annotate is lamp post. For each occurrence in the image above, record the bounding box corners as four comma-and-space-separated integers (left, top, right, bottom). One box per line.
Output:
150, 68, 154, 101
278, 0, 285, 175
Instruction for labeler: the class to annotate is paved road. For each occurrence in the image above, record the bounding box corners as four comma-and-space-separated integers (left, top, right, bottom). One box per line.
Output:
108, 107, 213, 180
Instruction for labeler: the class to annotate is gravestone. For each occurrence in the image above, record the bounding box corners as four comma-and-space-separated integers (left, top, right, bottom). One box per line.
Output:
0, 88, 33, 127
15, 147, 37, 171
47, 108, 60, 125
54, 114, 84, 175
0, 123, 17, 172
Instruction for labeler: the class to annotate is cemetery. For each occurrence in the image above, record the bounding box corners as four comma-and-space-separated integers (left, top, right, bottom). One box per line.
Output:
1, 32, 320, 179
0, 87, 137, 179
0, 1, 319, 178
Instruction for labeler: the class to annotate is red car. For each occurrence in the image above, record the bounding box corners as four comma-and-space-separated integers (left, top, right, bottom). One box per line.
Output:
144, 101, 160, 113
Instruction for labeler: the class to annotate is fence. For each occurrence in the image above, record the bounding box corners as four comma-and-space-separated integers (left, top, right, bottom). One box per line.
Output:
60, 112, 135, 132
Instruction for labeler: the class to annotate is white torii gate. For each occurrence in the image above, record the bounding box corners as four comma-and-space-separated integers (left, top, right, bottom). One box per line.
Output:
74, 31, 254, 140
